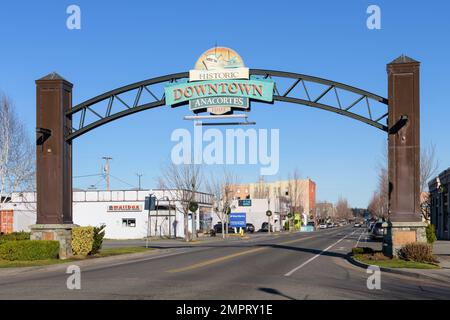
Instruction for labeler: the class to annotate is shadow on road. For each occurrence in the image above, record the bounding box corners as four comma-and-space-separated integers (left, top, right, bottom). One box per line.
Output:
257, 243, 350, 260
258, 287, 296, 300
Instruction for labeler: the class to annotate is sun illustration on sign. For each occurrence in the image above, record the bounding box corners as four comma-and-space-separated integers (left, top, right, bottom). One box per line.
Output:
164, 46, 274, 116
194, 47, 245, 71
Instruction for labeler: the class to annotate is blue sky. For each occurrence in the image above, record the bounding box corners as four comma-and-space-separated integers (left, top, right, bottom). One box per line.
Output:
0, 1, 449, 207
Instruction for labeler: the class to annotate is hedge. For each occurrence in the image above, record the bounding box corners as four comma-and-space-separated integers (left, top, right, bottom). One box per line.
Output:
426, 224, 437, 244
0, 232, 31, 244
0, 240, 59, 261
72, 226, 95, 256
91, 225, 106, 255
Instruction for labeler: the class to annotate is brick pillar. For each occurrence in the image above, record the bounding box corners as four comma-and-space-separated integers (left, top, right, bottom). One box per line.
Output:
384, 56, 426, 257
31, 72, 77, 259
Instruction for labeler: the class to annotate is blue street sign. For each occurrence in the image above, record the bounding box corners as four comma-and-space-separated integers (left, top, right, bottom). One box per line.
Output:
229, 213, 246, 228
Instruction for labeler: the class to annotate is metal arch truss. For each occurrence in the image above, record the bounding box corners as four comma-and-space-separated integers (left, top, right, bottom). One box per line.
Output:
65, 69, 389, 141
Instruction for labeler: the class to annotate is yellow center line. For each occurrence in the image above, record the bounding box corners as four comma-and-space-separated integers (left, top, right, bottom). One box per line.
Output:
166, 235, 315, 273
278, 236, 314, 245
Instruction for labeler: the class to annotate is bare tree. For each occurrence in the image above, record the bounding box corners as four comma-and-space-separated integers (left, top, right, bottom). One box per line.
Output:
205, 169, 238, 239
335, 197, 352, 220
0, 95, 35, 208
369, 142, 439, 221
420, 143, 439, 193
420, 192, 432, 222
274, 180, 289, 231
286, 169, 304, 230
253, 175, 270, 199
377, 167, 389, 219
367, 191, 381, 218
158, 163, 202, 242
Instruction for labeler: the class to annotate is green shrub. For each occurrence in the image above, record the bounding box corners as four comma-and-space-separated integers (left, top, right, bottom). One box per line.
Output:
0, 231, 31, 244
91, 224, 106, 255
364, 252, 390, 261
71, 226, 94, 256
0, 240, 59, 261
352, 247, 374, 255
426, 224, 437, 244
399, 243, 437, 263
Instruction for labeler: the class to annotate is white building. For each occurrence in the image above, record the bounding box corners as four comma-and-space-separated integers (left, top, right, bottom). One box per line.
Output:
0, 189, 213, 239
211, 198, 282, 232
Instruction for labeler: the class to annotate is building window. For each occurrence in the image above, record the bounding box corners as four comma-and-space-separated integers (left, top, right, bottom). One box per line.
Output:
444, 192, 448, 232
122, 218, 136, 228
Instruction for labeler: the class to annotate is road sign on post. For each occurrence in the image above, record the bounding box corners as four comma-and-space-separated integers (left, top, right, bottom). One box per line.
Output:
145, 195, 157, 248
229, 213, 246, 228
145, 196, 156, 211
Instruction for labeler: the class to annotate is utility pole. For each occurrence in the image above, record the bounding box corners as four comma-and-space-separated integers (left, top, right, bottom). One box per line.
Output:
136, 173, 143, 190
102, 157, 112, 191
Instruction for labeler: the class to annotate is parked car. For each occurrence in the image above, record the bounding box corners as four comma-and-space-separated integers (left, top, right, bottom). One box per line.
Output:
353, 222, 361, 227
370, 222, 385, 240
245, 223, 255, 233
319, 223, 327, 229
213, 223, 235, 234
327, 222, 334, 228
259, 222, 273, 232
307, 221, 315, 228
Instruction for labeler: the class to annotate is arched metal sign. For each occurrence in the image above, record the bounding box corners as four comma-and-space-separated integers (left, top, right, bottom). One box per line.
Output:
65, 69, 389, 141
33, 50, 424, 259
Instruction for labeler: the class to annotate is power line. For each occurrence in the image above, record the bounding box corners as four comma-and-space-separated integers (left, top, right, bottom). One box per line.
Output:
87, 176, 107, 190
109, 174, 138, 189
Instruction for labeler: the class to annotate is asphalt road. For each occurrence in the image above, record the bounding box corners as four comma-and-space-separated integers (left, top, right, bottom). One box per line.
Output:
1, 226, 450, 299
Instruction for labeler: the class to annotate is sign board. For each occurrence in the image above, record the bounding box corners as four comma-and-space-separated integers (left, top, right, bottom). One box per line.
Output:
107, 204, 142, 212
189, 67, 249, 82
238, 199, 252, 207
164, 79, 274, 106
229, 212, 246, 228
164, 47, 274, 115
144, 196, 156, 211
300, 226, 315, 232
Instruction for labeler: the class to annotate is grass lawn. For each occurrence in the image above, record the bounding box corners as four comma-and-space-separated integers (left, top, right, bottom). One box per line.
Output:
354, 254, 440, 269
0, 258, 75, 268
0, 246, 152, 268
94, 246, 150, 257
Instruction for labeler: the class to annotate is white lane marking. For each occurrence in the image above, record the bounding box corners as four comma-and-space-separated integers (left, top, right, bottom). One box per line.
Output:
355, 228, 366, 248
284, 230, 357, 277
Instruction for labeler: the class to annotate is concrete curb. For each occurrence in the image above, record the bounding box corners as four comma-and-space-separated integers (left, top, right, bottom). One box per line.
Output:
346, 254, 449, 282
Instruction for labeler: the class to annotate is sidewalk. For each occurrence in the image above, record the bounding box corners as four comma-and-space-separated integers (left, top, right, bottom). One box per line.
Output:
392, 257, 450, 282
434, 240, 450, 256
